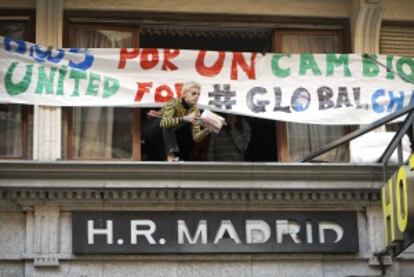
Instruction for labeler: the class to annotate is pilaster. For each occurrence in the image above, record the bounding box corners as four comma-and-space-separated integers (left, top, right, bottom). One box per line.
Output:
366, 206, 392, 268
33, 0, 64, 161
25, 206, 61, 267
351, 0, 383, 54
351, 0, 385, 131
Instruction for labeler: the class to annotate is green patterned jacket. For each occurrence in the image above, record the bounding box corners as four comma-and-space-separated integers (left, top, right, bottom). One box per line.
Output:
160, 98, 208, 142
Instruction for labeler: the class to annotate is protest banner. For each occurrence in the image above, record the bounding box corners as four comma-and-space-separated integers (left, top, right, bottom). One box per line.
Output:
1, 36, 414, 124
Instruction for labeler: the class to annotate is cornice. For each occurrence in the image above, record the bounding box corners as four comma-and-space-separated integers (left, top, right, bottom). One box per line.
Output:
0, 161, 393, 204
0, 161, 396, 182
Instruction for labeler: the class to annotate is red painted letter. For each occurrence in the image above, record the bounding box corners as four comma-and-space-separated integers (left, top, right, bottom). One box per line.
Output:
155, 85, 174, 103
118, 48, 139, 69
231, 52, 257, 80
141, 49, 159, 70
134, 82, 153, 102
174, 83, 183, 98
195, 50, 225, 77
162, 49, 180, 71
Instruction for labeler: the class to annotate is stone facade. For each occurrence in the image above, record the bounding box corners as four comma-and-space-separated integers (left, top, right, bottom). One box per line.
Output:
0, 162, 405, 276
1, 0, 414, 276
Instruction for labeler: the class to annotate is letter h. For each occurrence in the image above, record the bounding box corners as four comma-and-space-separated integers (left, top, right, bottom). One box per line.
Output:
87, 220, 113, 244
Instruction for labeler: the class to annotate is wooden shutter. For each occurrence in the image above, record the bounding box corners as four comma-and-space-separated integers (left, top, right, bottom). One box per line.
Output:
381, 25, 414, 56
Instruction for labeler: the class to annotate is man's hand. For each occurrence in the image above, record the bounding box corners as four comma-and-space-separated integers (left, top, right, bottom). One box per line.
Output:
182, 112, 199, 124
147, 110, 162, 119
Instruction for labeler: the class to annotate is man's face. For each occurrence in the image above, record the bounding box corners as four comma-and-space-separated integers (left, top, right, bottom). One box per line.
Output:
183, 87, 200, 105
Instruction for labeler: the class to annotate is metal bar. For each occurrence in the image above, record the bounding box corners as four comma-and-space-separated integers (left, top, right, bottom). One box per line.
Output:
300, 104, 414, 162
382, 163, 387, 183
379, 111, 414, 164
398, 141, 403, 165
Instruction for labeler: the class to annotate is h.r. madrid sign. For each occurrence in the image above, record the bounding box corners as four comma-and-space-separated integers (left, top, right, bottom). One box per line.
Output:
72, 211, 358, 254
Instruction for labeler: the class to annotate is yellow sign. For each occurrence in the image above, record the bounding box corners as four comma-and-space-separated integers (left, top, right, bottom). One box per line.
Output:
382, 154, 414, 249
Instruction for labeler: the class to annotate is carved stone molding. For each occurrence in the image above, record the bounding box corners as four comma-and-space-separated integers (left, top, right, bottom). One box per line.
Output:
352, 0, 383, 53
0, 188, 380, 209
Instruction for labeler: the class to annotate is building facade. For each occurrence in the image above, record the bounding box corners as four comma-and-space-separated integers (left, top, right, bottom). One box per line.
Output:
1, 0, 414, 276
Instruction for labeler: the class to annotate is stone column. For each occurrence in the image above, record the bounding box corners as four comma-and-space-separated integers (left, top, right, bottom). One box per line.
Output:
33, 0, 64, 161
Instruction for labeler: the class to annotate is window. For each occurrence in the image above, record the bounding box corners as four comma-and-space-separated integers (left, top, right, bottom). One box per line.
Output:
381, 23, 414, 57
63, 24, 140, 160
64, 12, 349, 162
0, 10, 34, 159
274, 30, 351, 162
380, 22, 414, 145
141, 26, 276, 162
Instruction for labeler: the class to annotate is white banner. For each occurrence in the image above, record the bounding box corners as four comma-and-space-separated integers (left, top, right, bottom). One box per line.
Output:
1, 36, 414, 125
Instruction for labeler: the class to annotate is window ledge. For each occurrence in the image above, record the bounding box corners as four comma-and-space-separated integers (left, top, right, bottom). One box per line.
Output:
0, 161, 394, 205
0, 160, 396, 184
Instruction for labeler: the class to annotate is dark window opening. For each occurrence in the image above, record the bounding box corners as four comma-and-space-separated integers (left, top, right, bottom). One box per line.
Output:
140, 26, 277, 162
140, 27, 272, 53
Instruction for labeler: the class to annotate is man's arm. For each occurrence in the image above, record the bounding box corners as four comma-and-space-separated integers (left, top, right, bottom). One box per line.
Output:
191, 110, 210, 142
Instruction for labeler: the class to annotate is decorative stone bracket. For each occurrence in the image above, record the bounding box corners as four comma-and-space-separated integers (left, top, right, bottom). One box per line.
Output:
33, 256, 60, 267
25, 206, 62, 267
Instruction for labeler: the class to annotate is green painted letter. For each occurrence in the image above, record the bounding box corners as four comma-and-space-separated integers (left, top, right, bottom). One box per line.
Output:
327, 54, 351, 77
69, 69, 87, 97
396, 57, 414, 82
103, 76, 120, 98
299, 54, 321, 76
35, 66, 57, 94
86, 72, 101, 96
57, 65, 68, 96
386, 55, 395, 80
271, 54, 291, 78
362, 54, 379, 77
5, 62, 33, 96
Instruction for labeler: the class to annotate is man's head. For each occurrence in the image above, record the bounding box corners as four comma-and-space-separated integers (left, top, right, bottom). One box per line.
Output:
182, 81, 201, 106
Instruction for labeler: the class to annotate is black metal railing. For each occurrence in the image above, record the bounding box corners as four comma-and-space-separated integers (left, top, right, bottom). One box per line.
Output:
300, 102, 414, 180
